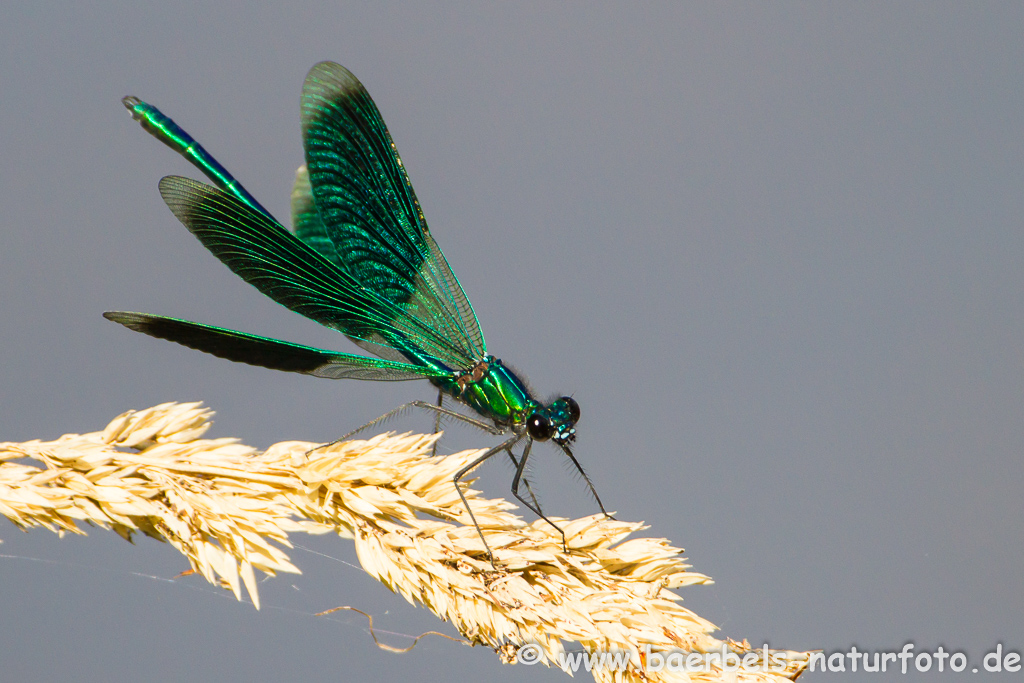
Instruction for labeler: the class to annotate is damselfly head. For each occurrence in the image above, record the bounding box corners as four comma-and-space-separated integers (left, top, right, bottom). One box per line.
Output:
526, 396, 580, 444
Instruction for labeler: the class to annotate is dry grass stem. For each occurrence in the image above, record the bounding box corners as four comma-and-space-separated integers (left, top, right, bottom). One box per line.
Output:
1, 402, 810, 682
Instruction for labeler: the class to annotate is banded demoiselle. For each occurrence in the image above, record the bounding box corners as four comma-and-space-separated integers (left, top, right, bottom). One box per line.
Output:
105, 62, 611, 561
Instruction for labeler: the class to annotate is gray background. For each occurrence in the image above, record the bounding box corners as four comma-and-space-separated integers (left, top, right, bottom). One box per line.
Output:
1, 2, 1020, 681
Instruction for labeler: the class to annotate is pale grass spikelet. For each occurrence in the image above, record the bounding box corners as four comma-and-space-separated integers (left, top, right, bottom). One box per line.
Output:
1, 402, 811, 682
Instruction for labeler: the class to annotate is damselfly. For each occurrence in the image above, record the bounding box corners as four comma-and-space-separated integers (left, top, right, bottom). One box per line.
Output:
106, 62, 611, 561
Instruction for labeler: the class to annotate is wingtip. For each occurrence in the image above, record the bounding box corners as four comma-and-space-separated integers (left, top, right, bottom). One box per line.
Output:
304, 61, 362, 93
157, 174, 201, 206
103, 311, 134, 324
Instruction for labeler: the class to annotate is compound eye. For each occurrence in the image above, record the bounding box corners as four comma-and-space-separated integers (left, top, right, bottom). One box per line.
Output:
563, 396, 581, 423
527, 413, 554, 441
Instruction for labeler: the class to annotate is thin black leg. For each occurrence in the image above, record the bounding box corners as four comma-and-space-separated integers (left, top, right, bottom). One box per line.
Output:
431, 389, 444, 457
504, 446, 541, 513
561, 444, 615, 520
510, 439, 567, 550
453, 432, 525, 564
307, 400, 506, 457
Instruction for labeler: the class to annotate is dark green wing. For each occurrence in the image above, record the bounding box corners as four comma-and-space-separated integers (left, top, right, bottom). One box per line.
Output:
103, 312, 434, 380
158, 175, 478, 371
289, 164, 412, 365
290, 165, 337, 263
299, 62, 486, 365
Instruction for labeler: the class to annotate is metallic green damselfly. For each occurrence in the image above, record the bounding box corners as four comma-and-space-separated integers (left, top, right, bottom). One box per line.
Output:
106, 62, 611, 562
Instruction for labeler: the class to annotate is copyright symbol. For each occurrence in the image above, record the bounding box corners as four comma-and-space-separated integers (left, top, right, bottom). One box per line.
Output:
516, 643, 542, 665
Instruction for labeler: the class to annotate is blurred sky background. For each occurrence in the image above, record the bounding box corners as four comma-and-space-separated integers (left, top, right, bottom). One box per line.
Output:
1, 2, 1021, 681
